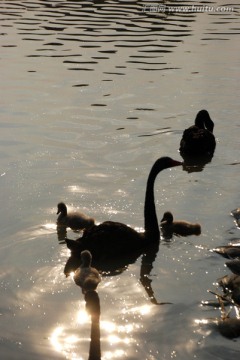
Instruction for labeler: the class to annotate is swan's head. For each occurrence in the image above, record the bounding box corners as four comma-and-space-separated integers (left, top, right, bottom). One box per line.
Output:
57, 202, 67, 215
81, 250, 92, 267
161, 211, 174, 224
154, 157, 182, 170
195, 110, 214, 132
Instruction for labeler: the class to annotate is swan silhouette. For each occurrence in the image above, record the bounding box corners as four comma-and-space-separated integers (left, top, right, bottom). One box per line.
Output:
65, 157, 182, 260
57, 202, 95, 231
160, 211, 201, 238
179, 110, 216, 157
73, 250, 101, 293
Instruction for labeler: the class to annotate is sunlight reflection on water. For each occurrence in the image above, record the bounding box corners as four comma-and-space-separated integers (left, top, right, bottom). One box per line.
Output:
50, 325, 85, 360
1, 0, 240, 359
49, 282, 156, 359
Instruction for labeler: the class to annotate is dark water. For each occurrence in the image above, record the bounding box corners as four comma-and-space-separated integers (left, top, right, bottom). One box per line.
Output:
1, 1, 240, 359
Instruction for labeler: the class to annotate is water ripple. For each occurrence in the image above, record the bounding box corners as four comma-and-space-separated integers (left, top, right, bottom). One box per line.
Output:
3, 0, 238, 74
0, 0, 202, 73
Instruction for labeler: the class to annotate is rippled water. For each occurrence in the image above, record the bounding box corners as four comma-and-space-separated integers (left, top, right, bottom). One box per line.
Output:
1, 1, 240, 359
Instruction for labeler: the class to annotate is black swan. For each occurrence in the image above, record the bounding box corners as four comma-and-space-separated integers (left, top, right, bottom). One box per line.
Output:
160, 211, 201, 238
179, 110, 216, 157
65, 157, 182, 259
57, 202, 95, 231
73, 250, 101, 293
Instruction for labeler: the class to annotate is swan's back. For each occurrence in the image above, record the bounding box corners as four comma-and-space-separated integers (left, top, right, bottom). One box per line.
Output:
180, 128, 216, 156
81, 221, 144, 255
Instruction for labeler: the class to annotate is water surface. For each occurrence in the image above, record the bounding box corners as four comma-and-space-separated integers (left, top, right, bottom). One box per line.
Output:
1, 1, 240, 359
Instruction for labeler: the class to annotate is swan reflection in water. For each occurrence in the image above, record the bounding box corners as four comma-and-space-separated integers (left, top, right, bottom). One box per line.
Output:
64, 240, 171, 305
181, 153, 214, 173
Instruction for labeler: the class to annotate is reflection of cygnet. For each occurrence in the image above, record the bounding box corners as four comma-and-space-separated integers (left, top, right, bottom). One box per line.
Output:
85, 290, 101, 318
56, 202, 94, 230
85, 290, 101, 360
74, 250, 101, 294
160, 211, 201, 238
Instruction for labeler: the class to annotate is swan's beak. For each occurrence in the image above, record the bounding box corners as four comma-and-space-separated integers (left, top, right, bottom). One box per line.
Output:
172, 159, 183, 167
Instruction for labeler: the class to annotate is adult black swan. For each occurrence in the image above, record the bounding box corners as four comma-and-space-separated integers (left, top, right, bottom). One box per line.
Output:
179, 110, 216, 157
65, 157, 182, 261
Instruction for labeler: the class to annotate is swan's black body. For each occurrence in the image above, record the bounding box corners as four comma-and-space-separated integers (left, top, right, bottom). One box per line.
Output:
65, 157, 182, 261
179, 110, 216, 157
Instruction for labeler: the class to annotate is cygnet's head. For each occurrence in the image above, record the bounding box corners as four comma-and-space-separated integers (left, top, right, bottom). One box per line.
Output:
57, 202, 67, 215
161, 211, 174, 223
81, 250, 92, 267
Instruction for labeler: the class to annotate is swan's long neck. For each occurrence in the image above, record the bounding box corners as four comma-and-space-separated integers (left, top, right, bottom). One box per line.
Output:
195, 116, 205, 129
204, 117, 214, 133
144, 164, 160, 241
81, 252, 92, 267
195, 111, 214, 132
